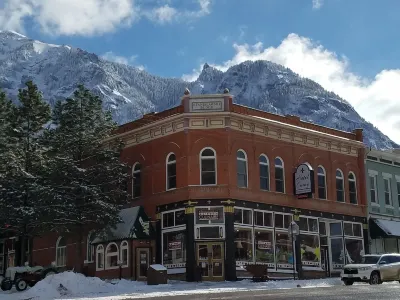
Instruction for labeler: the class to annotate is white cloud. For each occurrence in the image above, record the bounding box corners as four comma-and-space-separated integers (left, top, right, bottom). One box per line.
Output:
101, 51, 145, 70
0, 0, 212, 36
183, 33, 400, 144
312, 0, 323, 10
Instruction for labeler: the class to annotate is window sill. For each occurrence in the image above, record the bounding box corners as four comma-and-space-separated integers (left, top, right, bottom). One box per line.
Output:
84, 260, 94, 264
166, 188, 177, 191
96, 267, 104, 271
105, 266, 120, 270
371, 202, 380, 207
385, 205, 395, 209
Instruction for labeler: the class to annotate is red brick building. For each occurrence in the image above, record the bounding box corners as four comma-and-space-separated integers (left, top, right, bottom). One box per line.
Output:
1, 90, 368, 282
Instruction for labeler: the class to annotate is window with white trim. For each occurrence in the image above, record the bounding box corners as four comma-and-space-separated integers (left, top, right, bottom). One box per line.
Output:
384, 177, 392, 206
200, 148, 216, 185
234, 207, 253, 225
298, 216, 320, 267
162, 209, 185, 228
259, 154, 270, 191
86, 232, 95, 262
56, 237, 66, 267
317, 166, 327, 199
132, 162, 141, 198
397, 180, 400, 207
343, 222, 364, 264
237, 150, 248, 188
96, 245, 104, 270
274, 213, 292, 230
369, 172, 378, 204
120, 241, 129, 267
166, 153, 177, 190
254, 210, 273, 227
348, 172, 357, 204
105, 243, 119, 269
336, 169, 344, 202
275, 213, 293, 269
275, 157, 285, 193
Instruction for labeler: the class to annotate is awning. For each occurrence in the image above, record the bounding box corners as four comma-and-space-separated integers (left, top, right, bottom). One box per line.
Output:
369, 218, 400, 239
92, 206, 155, 244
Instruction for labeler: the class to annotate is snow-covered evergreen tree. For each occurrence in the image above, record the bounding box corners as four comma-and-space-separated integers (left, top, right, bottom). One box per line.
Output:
0, 81, 52, 265
43, 85, 129, 271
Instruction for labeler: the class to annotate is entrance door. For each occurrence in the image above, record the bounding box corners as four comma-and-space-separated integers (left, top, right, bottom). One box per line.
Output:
196, 242, 224, 281
136, 248, 150, 280
321, 246, 331, 277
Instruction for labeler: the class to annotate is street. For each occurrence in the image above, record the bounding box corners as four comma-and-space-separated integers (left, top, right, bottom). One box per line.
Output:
132, 284, 400, 300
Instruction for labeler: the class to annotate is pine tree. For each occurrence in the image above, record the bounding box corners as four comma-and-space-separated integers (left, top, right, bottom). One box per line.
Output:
44, 85, 129, 271
0, 81, 52, 265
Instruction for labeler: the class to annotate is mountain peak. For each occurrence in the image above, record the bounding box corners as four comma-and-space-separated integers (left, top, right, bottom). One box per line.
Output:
203, 63, 210, 70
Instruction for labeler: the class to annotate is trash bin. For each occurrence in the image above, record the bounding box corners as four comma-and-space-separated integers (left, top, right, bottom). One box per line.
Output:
147, 264, 168, 285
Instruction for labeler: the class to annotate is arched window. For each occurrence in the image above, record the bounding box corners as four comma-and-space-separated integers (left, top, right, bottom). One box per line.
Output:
348, 172, 357, 204
105, 243, 119, 269
120, 241, 129, 267
200, 148, 216, 185
96, 245, 104, 270
336, 169, 345, 202
259, 155, 270, 191
237, 150, 248, 188
132, 163, 141, 198
55, 237, 66, 267
317, 166, 327, 199
166, 153, 177, 190
86, 231, 95, 262
275, 157, 285, 193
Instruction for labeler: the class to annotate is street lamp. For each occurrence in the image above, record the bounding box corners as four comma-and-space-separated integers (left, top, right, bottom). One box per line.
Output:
288, 221, 299, 280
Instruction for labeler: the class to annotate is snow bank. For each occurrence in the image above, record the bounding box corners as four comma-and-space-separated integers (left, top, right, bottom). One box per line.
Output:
0, 271, 343, 300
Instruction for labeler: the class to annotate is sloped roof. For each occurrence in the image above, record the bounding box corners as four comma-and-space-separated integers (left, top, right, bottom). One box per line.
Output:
92, 206, 154, 244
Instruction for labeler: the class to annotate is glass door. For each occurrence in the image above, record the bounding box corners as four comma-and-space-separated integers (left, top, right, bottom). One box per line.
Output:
136, 248, 150, 280
196, 242, 224, 281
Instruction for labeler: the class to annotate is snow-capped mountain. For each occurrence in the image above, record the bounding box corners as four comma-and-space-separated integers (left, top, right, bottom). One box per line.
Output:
0, 30, 396, 149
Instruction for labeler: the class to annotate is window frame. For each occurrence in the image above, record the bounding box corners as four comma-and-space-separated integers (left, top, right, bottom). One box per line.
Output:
105, 242, 120, 270
162, 208, 186, 229
96, 244, 104, 271
274, 157, 285, 193
368, 170, 379, 206
383, 173, 393, 208
55, 236, 67, 267
253, 209, 274, 228
336, 169, 345, 202
396, 175, 400, 208
234, 207, 253, 226
85, 231, 95, 263
348, 172, 358, 205
132, 162, 142, 199
199, 147, 217, 186
259, 154, 270, 191
166, 152, 177, 191
317, 166, 327, 200
236, 149, 248, 188
120, 240, 129, 268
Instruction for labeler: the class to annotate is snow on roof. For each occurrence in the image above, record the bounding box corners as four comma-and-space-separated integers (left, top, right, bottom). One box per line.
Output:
249, 115, 360, 144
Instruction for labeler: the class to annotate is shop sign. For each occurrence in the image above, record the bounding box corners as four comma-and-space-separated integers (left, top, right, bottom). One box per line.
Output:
293, 163, 314, 198
189, 98, 224, 112
257, 240, 272, 250
168, 241, 182, 251
198, 210, 220, 221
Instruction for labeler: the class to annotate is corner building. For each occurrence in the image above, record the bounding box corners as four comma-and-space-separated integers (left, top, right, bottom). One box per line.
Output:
116, 91, 368, 281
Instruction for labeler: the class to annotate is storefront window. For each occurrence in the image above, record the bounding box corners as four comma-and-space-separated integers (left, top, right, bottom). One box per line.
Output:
163, 231, 186, 266
234, 208, 252, 225
254, 211, 273, 227
385, 238, 398, 253
235, 228, 253, 262
275, 213, 292, 229
163, 209, 185, 228
255, 230, 274, 265
331, 238, 344, 269
275, 232, 293, 268
345, 239, 364, 264
330, 222, 342, 236
300, 235, 320, 267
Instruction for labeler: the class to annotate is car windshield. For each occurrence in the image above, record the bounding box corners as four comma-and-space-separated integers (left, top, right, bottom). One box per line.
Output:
358, 255, 381, 264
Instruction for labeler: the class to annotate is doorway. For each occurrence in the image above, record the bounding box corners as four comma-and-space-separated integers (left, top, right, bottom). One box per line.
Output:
136, 248, 150, 280
196, 242, 224, 281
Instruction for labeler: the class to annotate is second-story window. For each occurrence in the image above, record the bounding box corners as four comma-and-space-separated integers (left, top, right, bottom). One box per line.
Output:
200, 148, 216, 185
348, 172, 357, 204
384, 177, 392, 206
336, 169, 344, 202
237, 150, 248, 188
317, 166, 327, 199
259, 154, 270, 191
166, 153, 177, 190
275, 157, 285, 193
132, 163, 141, 198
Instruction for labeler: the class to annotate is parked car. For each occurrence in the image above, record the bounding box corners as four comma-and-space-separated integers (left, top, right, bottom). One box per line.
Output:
341, 253, 400, 285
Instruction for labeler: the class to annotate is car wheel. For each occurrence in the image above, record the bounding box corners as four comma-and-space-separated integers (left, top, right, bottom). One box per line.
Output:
15, 278, 28, 292
0, 279, 13, 291
343, 279, 354, 286
369, 271, 381, 285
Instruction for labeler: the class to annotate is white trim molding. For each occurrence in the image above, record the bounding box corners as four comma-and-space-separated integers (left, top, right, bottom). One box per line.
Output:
382, 172, 393, 179
368, 170, 379, 176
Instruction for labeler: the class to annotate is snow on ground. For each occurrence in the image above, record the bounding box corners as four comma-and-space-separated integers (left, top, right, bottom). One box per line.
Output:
0, 271, 344, 300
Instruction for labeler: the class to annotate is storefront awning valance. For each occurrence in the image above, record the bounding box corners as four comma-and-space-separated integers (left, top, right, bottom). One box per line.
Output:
92, 206, 155, 244
369, 218, 400, 239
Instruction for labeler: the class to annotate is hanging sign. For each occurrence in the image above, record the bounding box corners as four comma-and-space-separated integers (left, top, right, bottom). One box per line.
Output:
168, 241, 182, 251
293, 162, 315, 199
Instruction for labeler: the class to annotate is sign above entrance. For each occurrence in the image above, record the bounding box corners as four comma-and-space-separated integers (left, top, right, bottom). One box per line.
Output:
293, 162, 315, 199
198, 210, 220, 221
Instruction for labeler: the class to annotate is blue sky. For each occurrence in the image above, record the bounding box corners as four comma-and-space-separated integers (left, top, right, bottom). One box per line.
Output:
1, 0, 400, 143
